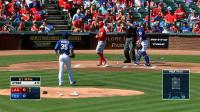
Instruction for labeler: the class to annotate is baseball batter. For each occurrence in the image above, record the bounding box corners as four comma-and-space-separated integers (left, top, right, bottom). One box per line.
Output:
95, 21, 107, 66
134, 23, 151, 66
54, 32, 76, 86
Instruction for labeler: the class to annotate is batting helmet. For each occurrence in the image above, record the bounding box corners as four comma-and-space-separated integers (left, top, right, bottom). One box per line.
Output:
62, 32, 68, 39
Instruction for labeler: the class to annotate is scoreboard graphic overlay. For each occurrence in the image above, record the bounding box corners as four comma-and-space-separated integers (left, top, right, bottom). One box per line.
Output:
162, 70, 190, 100
10, 77, 41, 100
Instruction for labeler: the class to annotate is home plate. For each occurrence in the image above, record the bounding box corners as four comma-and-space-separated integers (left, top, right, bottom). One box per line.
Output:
70, 91, 79, 96
122, 65, 129, 68
102, 64, 109, 67
74, 64, 81, 68
150, 66, 156, 69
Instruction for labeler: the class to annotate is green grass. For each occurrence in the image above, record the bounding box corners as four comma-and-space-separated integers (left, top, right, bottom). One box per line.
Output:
0, 70, 200, 112
0, 54, 200, 67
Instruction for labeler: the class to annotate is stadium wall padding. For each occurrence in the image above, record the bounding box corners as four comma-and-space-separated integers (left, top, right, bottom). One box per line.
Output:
0, 32, 199, 50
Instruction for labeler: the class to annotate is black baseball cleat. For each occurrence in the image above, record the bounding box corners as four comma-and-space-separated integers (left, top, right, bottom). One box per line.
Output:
123, 60, 131, 63
144, 63, 151, 67
70, 81, 77, 86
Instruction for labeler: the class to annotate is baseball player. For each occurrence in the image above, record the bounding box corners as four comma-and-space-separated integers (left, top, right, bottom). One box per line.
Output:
134, 23, 151, 66
54, 32, 76, 86
95, 21, 107, 66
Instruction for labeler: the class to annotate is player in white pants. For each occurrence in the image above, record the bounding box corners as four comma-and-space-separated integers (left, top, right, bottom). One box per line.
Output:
54, 32, 76, 86
134, 23, 151, 66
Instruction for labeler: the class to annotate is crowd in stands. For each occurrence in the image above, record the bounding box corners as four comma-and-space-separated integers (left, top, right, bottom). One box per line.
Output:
0, 0, 54, 32
59, 0, 200, 34
0, 0, 200, 34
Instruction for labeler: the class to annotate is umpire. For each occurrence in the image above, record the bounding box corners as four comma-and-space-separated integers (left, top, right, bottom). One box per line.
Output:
123, 19, 137, 63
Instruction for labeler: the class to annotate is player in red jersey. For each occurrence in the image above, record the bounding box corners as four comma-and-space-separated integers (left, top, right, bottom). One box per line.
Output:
95, 21, 107, 66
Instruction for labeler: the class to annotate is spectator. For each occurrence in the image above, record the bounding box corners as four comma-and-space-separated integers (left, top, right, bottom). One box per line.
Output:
93, 9, 105, 21
63, 0, 73, 11
91, 18, 100, 31
116, 21, 126, 32
84, 9, 92, 20
5, 22, 15, 32
180, 22, 191, 33
20, 5, 30, 22
152, 22, 163, 33
185, 0, 193, 5
39, 21, 54, 32
174, 4, 187, 21
2, 25, 9, 32
13, 12, 21, 22
84, 0, 93, 9
116, 9, 123, 22
126, 10, 136, 23
38, 25, 45, 33
26, 0, 34, 8
162, 26, 172, 33
17, 21, 26, 32
198, 0, 200, 7
170, 23, 179, 33
134, 0, 142, 7
72, 9, 83, 22
31, 22, 39, 32
192, 22, 200, 34
188, 11, 199, 22
145, 10, 156, 23
165, 9, 176, 25
30, 5, 45, 21
105, 8, 115, 22
84, 19, 93, 32
107, 0, 115, 9
72, 17, 84, 32
99, 2, 107, 15
153, 3, 163, 17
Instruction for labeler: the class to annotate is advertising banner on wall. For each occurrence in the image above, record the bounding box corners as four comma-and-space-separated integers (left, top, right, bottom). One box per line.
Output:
149, 35, 169, 49
21, 33, 91, 49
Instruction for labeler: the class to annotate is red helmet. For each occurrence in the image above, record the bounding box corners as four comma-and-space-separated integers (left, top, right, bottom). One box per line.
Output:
98, 21, 104, 28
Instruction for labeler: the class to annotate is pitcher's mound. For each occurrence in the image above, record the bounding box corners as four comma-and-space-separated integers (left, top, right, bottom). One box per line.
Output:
0, 87, 144, 99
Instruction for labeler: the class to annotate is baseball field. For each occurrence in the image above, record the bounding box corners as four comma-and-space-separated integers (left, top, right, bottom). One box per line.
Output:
0, 50, 200, 112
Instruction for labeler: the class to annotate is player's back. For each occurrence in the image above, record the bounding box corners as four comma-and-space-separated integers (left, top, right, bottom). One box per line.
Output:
137, 27, 147, 41
55, 39, 73, 55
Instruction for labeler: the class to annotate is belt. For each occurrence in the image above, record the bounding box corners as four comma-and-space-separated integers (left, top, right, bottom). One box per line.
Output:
60, 53, 69, 55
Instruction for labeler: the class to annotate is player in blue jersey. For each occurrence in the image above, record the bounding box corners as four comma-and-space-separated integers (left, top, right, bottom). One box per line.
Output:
134, 23, 151, 66
54, 32, 76, 86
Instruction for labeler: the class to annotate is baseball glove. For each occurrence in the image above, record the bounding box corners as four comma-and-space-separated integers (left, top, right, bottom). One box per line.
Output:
136, 42, 142, 49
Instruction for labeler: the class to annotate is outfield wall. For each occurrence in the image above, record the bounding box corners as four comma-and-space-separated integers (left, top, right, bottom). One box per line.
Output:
0, 32, 199, 50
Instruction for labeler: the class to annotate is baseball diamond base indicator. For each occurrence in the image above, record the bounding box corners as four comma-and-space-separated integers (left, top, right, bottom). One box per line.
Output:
10, 77, 41, 100
162, 70, 190, 100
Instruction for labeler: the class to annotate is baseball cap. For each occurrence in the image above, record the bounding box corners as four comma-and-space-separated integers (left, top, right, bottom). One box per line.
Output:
88, 19, 92, 22
40, 25, 45, 28
62, 32, 69, 39
167, 6, 172, 11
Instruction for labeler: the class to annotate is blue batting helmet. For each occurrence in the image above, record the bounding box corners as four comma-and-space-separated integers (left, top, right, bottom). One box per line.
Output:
62, 32, 68, 39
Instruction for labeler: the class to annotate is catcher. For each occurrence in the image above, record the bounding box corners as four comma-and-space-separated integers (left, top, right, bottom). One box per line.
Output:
134, 23, 151, 66
54, 32, 76, 86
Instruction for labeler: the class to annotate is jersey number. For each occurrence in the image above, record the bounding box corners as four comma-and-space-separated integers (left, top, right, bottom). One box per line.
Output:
61, 44, 68, 50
